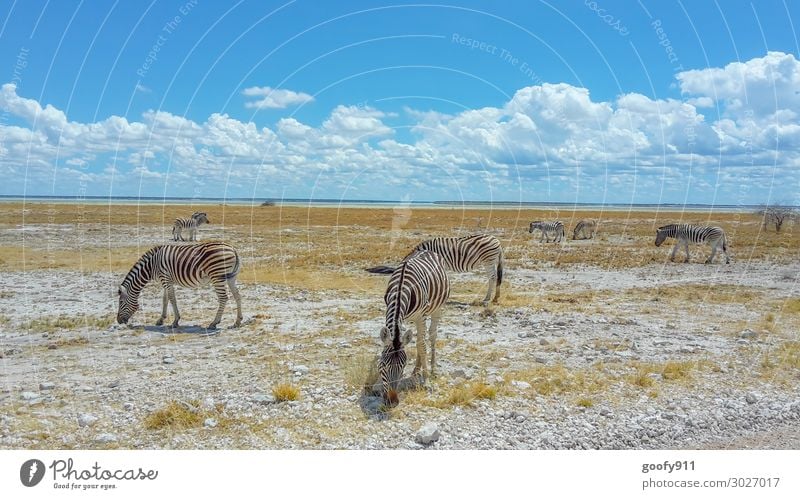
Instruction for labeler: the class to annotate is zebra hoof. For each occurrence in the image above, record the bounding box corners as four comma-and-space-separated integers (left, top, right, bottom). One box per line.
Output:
233, 320, 242, 328
170, 321, 180, 329
206, 323, 219, 330
155, 318, 164, 326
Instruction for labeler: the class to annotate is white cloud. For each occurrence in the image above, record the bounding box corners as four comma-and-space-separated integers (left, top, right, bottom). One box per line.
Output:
242, 86, 314, 109
1, 53, 799, 203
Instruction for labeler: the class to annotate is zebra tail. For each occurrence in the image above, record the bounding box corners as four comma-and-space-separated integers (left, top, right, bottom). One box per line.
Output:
496, 251, 504, 286
365, 265, 396, 274
222, 251, 241, 280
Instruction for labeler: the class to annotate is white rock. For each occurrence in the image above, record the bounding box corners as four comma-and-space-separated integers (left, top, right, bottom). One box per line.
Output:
511, 380, 531, 390
20, 391, 39, 401
415, 423, 440, 445
77, 413, 98, 428
95, 433, 117, 443
745, 393, 758, 405
204, 418, 218, 428
39, 382, 55, 390
162, 357, 175, 364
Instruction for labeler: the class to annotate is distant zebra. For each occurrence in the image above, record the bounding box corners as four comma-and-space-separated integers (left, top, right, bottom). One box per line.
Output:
572, 219, 598, 240
117, 242, 243, 329
529, 221, 565, 243
378, 250, 450, 407
365, 234, 503, 305
655, 224, 730, 264
172, 212, 210, 241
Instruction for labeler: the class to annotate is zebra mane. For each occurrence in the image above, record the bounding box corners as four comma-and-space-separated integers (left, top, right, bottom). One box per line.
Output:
121, 245, 161, 292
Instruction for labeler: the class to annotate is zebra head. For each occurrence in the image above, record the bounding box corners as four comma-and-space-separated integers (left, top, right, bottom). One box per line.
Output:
655, 226, 669, 247
528, 221, 541, 233
116, 285, 139, 324
378, 325, 412, 407
192, 212, 210, 224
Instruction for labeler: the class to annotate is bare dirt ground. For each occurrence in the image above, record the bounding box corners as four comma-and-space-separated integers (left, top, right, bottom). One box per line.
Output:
0, 203, 798, 449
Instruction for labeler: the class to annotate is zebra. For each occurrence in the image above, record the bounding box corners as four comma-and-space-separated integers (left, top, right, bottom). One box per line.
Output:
172, 212, 210, 241
365, 234, 503, 305
116, 241, 243, 329
655, 224, 730, 264
572, 219, 598, 240
378, 250, 450, 407
528, 221, 565, 243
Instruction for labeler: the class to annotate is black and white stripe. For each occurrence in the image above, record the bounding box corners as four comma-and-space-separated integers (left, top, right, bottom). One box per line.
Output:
655, 224, 730, 264
117, 241, 243, 329
572, 219, 598, 240
172, 212, 209, 241
366, 234, 503, 305
378, 250, 450, 407
529, 221, 565, 243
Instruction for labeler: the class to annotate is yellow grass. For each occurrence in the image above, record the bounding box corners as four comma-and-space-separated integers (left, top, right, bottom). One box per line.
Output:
2, 203, 797, 294
272, 383, 300, 402
144, 400, 205, 430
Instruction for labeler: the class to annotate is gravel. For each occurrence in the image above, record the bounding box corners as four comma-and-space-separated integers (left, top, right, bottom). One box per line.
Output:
1, 261, 799, 450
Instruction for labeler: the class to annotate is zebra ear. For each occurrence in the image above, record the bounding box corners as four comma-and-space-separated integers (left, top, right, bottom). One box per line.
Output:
118, 285, 127, 298
402, 328, 413, 345
379, 326, 391, 346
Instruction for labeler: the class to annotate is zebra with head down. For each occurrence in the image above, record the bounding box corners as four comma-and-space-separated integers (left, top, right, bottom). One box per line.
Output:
655, 224, 730, 264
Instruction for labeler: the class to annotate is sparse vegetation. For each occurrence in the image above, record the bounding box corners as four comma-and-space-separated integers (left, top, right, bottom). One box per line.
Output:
21, 314, 113, 332
144, 400, 205, 430
272, 383, 300, 402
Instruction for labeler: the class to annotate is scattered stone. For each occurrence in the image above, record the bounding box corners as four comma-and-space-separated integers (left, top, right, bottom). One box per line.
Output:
47, 344, 57, 350
162, 357, 175, 364
252, 394, 277, 405
123, 403, 135, 411
600, 408, 613, 417
77, 413, 98, 428
746, 393, 758, 405
20, 391, 39, 401
136, 350, 148, 358
204, 418, 218, 428
451, 369, 468, 379
415, 423, 440, 445
107, 380, 120, 388
95, 433, 117, 444
539, 338, 550, 346
292, 364, 309, 375
511, 380, 531, 390
201, 397, 216, 411
39, 382, 55, 391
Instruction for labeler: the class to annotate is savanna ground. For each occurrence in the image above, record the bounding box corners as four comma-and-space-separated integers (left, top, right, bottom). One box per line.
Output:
0, 202, 798, 449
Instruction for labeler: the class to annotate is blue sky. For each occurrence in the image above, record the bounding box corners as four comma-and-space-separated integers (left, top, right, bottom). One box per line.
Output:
1, 0, 799, 205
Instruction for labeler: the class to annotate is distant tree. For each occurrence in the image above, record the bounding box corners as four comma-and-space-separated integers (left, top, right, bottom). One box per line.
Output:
756, 202, 797, 232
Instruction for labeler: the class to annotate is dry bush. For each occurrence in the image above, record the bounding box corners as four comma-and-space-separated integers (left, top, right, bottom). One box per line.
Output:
272, 383, 300, 402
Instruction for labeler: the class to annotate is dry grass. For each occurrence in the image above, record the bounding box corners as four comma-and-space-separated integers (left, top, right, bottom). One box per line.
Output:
272, 383, 301, 402
405, 379, 498, 408
341, 353, 379, 392
2, 204, 797, 293
21, 314, 113, 332
512, 363, 610, 397
144, 400, 206, 430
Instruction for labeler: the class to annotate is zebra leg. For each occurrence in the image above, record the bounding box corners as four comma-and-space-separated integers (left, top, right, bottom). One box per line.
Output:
482, 261, 497, 305
156, 289, 169, 326
167, 285, 181, 328
683, 241, 690, 263
669, 243, 678, 262
705, 242, 718, 264
428, 312, 442, 378
227, 277, 243, 327
411, 319, 427, 380
208, 280, 229, 329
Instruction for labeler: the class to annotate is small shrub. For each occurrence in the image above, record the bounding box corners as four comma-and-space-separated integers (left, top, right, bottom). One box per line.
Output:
144, 401, 203, 430
273, 383, 300, 402
576, 397, 594, 408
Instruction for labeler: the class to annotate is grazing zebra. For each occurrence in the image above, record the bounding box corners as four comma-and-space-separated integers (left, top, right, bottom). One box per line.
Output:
378, 250, 450, 407
172, 212, 210, 241
365, 234, 503, 305
655, 224, 730, 264
528, 221, 565, 243
117, 242, 243, 329
572, 219, 598, 240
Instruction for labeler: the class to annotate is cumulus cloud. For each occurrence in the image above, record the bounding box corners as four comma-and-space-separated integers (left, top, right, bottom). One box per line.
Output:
1, 52, 798, 202
242, 86, 314, 109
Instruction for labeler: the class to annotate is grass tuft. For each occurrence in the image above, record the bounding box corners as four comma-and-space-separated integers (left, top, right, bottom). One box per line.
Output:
272, 383, 300, 402
143, 400, 204, 430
